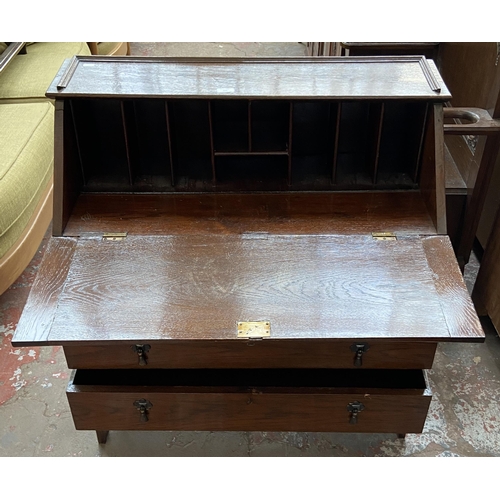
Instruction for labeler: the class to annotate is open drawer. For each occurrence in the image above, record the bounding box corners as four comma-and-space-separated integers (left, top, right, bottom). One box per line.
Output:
67, 368, 432, 434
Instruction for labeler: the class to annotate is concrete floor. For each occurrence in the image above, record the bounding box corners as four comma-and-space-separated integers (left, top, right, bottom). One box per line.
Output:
1, 42, 500, 457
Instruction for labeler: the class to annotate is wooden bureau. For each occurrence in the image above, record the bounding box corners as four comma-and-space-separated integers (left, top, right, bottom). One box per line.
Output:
12, 56, 484, 444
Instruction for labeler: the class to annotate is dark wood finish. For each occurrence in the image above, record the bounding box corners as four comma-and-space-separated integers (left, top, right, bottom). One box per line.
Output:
422, 236, 484, 339
452, 95, 500, 268
14, 233, 484, 345
13, 234, 483, 346
12, 57, 486, 441
47, 56, 451, 101
13, 238, 77, 344
340, 43, 439, 60
96, 430, 109, 444
419, 104, 446, 234
53, 101, 86, 236
443, 107, 500, 136
67, 369, 431, 434
438, 43, 500, 266
456, 126, 500, 269
61, 192, 438, 237
473, 204, 500, 331
63, 341, 438, 370
438, 43, 500, 113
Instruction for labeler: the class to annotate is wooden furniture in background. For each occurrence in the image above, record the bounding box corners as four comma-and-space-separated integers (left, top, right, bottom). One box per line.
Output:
304, 42, 500, 271
306, 42, 341, 56
87, 42, 130, 56
12, 56, 484, 443
472, 204, 500, 333
437, 42, 500, 269
339, 43, 439, 60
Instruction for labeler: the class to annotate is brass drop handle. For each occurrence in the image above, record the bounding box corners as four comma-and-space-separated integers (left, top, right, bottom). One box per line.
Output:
347, 401, 365, 425
350, 343, 369, 367
134, 399, 153, 422
132, 344, 151, 366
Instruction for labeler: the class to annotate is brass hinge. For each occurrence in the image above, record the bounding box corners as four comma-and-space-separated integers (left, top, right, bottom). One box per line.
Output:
372, 232, 397, 241
237, 321, 271, 339
102, 232, 127, 241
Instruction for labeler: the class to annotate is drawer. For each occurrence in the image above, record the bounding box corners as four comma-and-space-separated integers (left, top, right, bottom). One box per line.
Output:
67, 369, 432, 434
63, 341, 438, 370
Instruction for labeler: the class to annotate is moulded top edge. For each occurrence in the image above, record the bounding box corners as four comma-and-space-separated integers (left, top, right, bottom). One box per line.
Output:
46, 55, 452, 100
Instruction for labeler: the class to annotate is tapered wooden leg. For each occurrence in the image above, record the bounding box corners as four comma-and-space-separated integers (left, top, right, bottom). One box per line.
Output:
397, 433, 406, 439
96, 431, 109, 444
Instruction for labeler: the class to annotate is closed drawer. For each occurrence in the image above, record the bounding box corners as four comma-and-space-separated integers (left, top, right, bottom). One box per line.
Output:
67, 369, 432, 434
64, 341, 437, 370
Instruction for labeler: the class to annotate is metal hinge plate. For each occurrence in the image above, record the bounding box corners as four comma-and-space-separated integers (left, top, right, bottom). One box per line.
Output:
102, 232, 127, 241
237, 321, 271, 339
372, 232, 397, 241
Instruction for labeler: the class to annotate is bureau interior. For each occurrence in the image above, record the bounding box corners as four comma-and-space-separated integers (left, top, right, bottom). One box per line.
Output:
68, 98, 429, 191
57, 96, 442, 236
72, 368, 428, 393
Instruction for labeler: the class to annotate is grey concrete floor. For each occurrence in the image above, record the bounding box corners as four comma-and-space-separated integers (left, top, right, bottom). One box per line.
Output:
1, 42, 500, 457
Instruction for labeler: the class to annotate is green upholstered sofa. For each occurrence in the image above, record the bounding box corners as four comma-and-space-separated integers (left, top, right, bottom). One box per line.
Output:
0, 42, 91, 295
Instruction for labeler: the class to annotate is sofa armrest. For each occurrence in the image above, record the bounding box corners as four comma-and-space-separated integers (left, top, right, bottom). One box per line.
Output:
0, 42, 26, 75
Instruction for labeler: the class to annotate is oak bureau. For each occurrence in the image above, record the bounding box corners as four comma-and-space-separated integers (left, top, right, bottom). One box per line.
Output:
12, 56, 485, 444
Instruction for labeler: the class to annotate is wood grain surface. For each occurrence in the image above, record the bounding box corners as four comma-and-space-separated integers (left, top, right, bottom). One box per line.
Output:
62, 191, 437, 236
422, 236, 484, 340
473, 204, 500, 331
67, 368, 431, 433
420, 104, 447, 235
12, 238, 77, 345
46, 56, 451, 100
13, 234, 480, 345
63, 341, 438, 370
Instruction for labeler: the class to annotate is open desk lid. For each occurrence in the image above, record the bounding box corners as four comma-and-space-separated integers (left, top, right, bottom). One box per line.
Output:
46, 56, 451, 101
13, 233, 483, 346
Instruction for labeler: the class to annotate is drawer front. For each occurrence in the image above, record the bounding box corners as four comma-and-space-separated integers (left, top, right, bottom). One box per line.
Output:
68, 391, 431, 434
64, 341, 437, 370
67, 368, 432, 434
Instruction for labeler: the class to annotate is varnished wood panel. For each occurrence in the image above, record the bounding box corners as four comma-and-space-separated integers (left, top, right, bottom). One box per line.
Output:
62, 192, 437, 236
67, 369, 431, 433
422, 236, 484, 340
53, 100, 85, 236
63, 341, 438, 370
420, 104, 446, 234
438, 43, 500, 113
16, 234, 483, 345
47, 56, 451, 100
13, 238, 77, 344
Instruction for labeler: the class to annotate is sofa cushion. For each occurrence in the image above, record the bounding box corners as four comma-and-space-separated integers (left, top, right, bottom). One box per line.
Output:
0, 102, 54, 258
0, 43, 7, 55
0, 42, 91, 102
